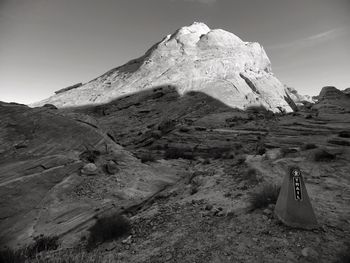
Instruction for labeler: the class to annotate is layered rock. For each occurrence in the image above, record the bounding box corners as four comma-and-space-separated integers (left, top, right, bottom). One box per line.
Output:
285, 86, 314, 105
33, 22, 295, 112
0, 101, 182, 248
312, 86, 350, 113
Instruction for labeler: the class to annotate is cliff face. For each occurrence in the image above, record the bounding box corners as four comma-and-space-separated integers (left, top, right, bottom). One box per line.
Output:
33, 22, 294, 112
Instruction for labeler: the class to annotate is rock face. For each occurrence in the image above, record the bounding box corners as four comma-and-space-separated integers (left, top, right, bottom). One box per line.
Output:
312, 86, 350, 113
284, 86, 314, 105
33, 22, 294, 112
0, 101, 183, 248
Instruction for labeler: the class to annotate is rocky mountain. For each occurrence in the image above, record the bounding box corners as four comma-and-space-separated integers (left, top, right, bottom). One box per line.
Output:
312, 86, 350, 113
33, 22, 295, 113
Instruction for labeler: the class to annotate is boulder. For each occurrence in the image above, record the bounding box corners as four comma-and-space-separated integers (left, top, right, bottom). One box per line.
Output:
81, 163, 98, 175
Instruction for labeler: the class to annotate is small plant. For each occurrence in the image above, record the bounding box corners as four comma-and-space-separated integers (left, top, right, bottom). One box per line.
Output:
139, 152, 156, 163
79, 149, 101, 163
0, 248, 26, 263
313, 149, 336, 162
242, 168, 260, 185
256, 145, 266, 155
27, 235, 60, 257
249, 183, 280, 211
87, 213, 131, 248
0, 235, 60, 263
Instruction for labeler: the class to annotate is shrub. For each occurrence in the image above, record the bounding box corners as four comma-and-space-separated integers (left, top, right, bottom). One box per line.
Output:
242, 168, 260, 185
0, 249, 107, 263
139, 152, 156, 163
249, 183, 280, 211
0, 248, 26, 263
79, 149, 101, 163
256, 145, 266, 155
27, 235, 60, 257
235, 155, 246, 165
313, 149, 336, 162
87, 213, 130, 248
0, 235, 60, 263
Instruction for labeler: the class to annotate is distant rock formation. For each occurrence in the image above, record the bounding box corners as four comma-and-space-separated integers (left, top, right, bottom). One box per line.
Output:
342, 87, 350, 95
284, 86, 314, 105
312, 86, 350, 113
33, 22, 296, 112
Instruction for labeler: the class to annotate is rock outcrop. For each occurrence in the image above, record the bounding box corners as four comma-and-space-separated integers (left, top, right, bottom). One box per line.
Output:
312, 86, 350, 113
0, 101, 182, 248
33, 22, 294, 113
285, 86, 314, 105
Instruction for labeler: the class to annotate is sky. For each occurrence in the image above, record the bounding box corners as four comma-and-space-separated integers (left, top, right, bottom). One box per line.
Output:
0, 0, 349, 104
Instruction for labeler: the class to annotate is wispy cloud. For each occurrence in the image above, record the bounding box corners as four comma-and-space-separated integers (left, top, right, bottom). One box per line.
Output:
266, 27, 347, 51
182, 0, 217, 4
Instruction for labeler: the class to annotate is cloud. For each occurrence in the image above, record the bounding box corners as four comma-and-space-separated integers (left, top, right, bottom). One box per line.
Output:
182, 0, 217, 4
266, 27, 347, 51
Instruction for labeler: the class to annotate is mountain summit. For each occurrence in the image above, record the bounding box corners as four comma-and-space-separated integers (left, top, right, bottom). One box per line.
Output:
34, 22, 295, 112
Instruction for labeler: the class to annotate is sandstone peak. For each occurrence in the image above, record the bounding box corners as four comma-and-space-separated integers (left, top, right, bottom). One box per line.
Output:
33, 22, 295, 112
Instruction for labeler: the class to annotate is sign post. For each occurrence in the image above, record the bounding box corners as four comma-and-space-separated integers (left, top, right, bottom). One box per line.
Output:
274, 167, 318, 229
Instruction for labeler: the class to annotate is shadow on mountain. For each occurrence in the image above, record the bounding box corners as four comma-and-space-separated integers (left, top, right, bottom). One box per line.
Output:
60, 84, 271, 160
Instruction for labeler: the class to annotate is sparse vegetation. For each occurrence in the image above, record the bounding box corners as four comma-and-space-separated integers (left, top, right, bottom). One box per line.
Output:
249, 183, 280, 211
0, 248, 107, 263
242, 168, 261, 185
138, 152, 156, 163
87, 213, 131, 248
313, 149, 336, 162
0, 235, 60, 263
79, 149, 101, 163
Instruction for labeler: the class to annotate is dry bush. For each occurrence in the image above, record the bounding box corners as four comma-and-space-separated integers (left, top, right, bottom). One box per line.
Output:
87, 213, 130, 248
0, 235, 60, 263
249, 183, 280, 211
242, 168, 261, 185
79, 149, 101, 163
138, 152, 156, 163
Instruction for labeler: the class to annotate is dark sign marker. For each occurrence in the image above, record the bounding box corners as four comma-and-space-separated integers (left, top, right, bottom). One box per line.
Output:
291, 168, 302, 201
